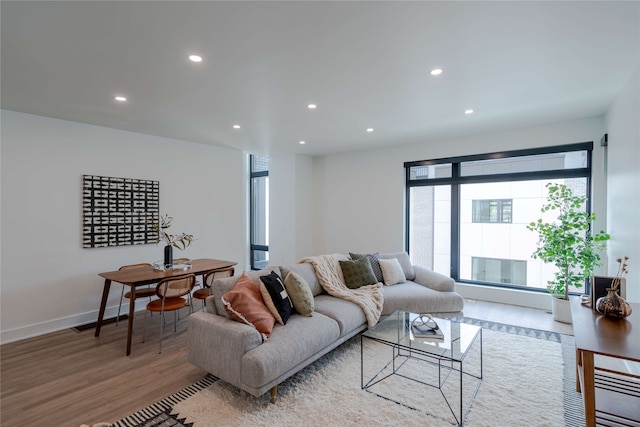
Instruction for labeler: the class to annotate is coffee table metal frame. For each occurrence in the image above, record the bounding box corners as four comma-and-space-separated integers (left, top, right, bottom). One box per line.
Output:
361, 310, 483, 426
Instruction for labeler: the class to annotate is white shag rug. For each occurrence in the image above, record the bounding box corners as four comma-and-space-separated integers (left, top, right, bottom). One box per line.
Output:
172, 329, 565, 427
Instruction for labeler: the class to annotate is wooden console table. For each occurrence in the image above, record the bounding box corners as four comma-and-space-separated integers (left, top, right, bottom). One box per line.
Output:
570, 298, 640, 426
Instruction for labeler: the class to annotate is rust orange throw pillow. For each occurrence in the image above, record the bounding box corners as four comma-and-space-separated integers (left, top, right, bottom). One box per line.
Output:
221, 273, 275, 341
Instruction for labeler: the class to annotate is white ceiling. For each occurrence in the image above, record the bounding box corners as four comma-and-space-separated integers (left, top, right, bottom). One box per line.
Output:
2, 1, 638, 156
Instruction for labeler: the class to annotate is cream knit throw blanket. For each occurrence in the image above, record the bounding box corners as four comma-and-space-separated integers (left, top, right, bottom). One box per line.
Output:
299, 254, 384, 328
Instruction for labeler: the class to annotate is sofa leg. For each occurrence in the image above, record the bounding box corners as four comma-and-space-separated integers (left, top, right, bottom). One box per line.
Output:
270, 386, 277, 404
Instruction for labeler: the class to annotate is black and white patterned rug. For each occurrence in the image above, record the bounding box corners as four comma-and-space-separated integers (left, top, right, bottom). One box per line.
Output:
105, 317, 583, 427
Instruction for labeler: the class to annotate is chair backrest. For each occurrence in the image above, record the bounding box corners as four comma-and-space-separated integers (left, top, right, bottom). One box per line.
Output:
204, 266, 235, 287
119, 263, 152, 271
156, 274, 196, 299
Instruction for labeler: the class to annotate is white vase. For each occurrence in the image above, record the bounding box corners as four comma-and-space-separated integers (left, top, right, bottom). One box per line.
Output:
551, 295, 572, 324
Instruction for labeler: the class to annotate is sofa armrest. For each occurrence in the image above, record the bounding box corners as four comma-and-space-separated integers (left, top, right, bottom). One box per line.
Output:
205, 295, 217, 315
412, 265, 456, 292
188, 312, 262, 386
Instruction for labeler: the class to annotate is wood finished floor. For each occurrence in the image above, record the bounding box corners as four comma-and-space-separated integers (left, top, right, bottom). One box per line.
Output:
0, 299, 573, 426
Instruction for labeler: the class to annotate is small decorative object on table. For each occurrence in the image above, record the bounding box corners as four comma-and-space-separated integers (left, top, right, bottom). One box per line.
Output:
595, 256, 632, 319
411, 313, 444, 341
153, 214, 194, 268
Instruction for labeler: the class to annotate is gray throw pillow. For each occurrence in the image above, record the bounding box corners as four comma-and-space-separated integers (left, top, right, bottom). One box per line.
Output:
349, 252, 383, 283
339, 257, 377, 289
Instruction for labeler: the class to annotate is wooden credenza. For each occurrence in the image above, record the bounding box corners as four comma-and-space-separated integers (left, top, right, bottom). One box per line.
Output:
570, 298, 640, 427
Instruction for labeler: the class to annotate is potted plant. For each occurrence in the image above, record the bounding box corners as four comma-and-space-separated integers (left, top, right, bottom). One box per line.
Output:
527, 183, 609, 323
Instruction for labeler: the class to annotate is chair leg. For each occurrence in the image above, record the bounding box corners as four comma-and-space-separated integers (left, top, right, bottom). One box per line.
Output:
270, 386, 277, 404
159, 308, 164, 354
142, 309, 148, 343
116, 286, 125, 326
173, 310, 178, 332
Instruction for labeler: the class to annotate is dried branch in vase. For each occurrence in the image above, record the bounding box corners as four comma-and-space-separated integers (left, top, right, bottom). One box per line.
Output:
152, 214, 194, 250
611, 256, 629, 291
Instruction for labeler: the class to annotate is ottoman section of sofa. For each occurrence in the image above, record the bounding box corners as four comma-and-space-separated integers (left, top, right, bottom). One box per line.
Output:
380, 281, 464, 316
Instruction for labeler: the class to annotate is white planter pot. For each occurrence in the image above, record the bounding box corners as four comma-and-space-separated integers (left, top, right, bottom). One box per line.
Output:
551, 295, 573, 324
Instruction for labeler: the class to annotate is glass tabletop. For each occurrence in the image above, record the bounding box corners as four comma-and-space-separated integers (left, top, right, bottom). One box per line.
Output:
363, 310, 482, 361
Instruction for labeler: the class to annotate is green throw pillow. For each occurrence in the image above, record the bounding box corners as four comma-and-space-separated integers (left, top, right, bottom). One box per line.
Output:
339, 257, 377, 289
283, 272, 314, 317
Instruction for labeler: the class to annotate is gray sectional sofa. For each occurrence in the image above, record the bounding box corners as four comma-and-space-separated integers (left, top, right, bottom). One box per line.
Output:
187, 252, 463, 403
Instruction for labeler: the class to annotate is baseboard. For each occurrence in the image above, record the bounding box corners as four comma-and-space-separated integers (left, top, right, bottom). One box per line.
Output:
456, 282, 552, 311
0, 300, 149, 345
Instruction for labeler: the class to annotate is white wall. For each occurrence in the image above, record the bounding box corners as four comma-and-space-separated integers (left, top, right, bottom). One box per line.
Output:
311, 117, 608, 309
0, 110, 247, 343
606, 67, 640, 303
269, 154, 314, 265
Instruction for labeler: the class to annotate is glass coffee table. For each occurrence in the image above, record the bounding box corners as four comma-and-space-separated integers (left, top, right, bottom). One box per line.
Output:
361, 310, 483, 426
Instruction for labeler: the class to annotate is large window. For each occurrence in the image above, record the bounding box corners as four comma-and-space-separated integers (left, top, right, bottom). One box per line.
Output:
406, 143, 593, 293
250, 155, 269, 270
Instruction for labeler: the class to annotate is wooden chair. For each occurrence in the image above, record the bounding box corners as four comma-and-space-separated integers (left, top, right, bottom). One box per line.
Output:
116, 263, 155, 326
142, 273, 196, 353
192, 266, 235, 311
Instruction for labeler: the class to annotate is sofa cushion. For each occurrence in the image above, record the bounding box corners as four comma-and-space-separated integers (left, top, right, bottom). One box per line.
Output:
283, 272, 314, 317
380, 281, 464, 315
349, 252, 383, 283
280, 263, 324, 296
378, 258, 407, 285
221, 273, 276, 340
314, 294, 367, 336
339, 257, 377, 289
213, 267, 280, 318
259, 271, 293, 325
241, 313, 340, 388
379, 252, 415, 281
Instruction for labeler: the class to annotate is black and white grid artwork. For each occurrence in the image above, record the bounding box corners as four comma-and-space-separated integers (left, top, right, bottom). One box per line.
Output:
82, 175, 159, 248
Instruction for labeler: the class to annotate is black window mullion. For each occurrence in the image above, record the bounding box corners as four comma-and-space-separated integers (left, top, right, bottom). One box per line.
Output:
451, 163, 460, 281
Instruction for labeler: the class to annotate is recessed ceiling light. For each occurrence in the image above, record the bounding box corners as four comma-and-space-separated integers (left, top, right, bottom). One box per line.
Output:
366, 128, 374, 132
307, 104, 317, 109
299, 140, 306, 145
114, 96, 127, 102
189, 54, 203, 63
464, 109, 474, 114
233, 124, 241, 129
430, 68, 443, 76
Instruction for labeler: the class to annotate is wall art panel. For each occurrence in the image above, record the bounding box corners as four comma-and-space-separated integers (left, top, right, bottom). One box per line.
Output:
82, 175, 159, 248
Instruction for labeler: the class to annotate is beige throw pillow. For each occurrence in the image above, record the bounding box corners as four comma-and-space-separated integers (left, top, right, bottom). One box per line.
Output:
379, 258, 407, 286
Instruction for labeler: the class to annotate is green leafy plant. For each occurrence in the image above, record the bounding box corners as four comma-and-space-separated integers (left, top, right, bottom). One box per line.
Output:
527, 183, 609, 300
153, 214, 194, 250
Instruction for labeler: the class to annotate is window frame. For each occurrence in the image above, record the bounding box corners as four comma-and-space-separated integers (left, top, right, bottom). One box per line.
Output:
404, 141, 594, 292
